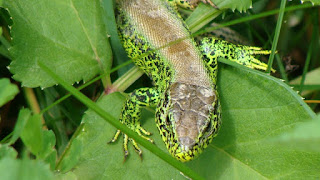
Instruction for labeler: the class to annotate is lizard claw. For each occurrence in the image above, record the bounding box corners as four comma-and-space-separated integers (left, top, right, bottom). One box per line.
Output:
108, 130, 121, 144
108, 126, 154, 161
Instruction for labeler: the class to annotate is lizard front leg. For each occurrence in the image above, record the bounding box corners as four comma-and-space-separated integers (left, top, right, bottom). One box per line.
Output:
109, 87, 160, 160
198, 37, 273, 72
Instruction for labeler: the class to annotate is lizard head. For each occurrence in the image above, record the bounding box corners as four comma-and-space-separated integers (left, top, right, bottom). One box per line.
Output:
158, 82, 220, 162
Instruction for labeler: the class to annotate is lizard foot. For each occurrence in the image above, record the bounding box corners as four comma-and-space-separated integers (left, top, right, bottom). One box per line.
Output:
108, 126, 154, 161
245, 47, 276, 72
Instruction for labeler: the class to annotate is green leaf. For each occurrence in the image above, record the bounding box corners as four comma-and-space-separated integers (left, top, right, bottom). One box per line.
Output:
18, 110, 57, 166
44, 150, 57, 171
20, 114, 43, 155
7, 108, 31, 145
58, 64, 318, 179
187, 3, 222, 33
214, 0, 252, 12
38, 130, 56, 159
56, 128, 83, 173
290, 67, 320, 93
270, 114, 320, 152
0, 144, 17, 160
40, 130, 57, 170
0, 157, 54, 180
100, 0, 132, 76
4, 0, 112, 88
290, 65, 320, 85
0, 78, 19, 107
8, 108, 57, 168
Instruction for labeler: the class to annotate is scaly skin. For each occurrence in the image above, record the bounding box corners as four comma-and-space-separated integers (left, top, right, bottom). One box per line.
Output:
110, 0, 271, 162
167, 0, 216, 9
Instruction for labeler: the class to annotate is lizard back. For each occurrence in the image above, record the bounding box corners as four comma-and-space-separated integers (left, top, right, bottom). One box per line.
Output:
117, 0, 211, 87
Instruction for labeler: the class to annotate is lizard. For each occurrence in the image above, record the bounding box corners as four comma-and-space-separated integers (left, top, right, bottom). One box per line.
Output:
109, 0, 272, 162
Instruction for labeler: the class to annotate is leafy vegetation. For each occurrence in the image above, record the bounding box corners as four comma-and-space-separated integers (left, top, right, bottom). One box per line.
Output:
0, 0, 319, 179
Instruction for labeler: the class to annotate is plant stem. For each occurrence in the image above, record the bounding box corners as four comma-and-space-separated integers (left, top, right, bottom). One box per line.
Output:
299, 10, 319, 94
267, 0, 286, 73
23, 87, 46, 129
112, 66, 144, 93
194, 3, 312, 37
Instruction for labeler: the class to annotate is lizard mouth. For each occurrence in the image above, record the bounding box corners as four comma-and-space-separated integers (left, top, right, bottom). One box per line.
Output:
179, 137, 195, 152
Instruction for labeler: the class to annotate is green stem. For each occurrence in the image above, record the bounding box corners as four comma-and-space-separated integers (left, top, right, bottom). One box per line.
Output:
0, 132, 13, 143
266, 0, 287, 73
291, 85, 320, 91
299, 46, 312, 94
40, 73, 108, 114
55, 123, 85, 169
40, 59, 135, 114
299, 10, 318, 94
23, 87, 46, 129
193, 3, 312, 37
112, 66, 144, 92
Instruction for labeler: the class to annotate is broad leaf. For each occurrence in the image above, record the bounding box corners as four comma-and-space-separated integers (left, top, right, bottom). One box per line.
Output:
17, 110, 57, 169
214, 0, 252, 12
7, 108, 31, 145
40, 130, 57, 170
290, 67, 320, 85
271, 114, 320, 152
290, 67, 320, 94
0, 157, 54, 180
4, 0, 112, 88
57, 65, 318, 179
20, 114, 43, 155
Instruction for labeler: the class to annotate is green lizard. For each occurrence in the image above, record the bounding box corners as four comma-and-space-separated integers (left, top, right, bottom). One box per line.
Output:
109, 0, 272, 162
